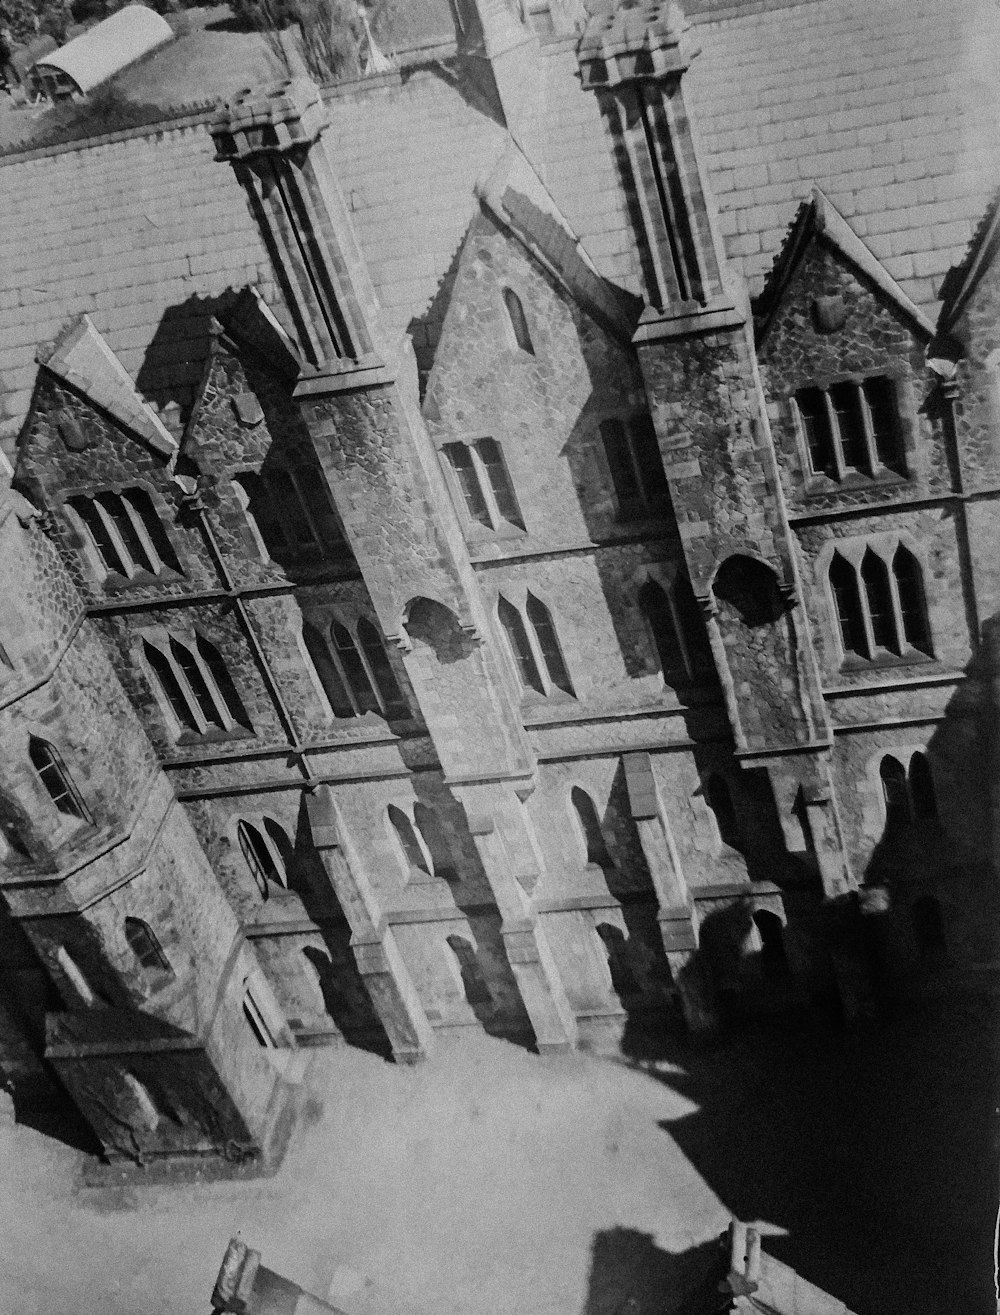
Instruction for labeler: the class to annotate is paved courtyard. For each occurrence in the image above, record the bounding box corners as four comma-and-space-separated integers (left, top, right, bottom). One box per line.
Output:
0, 994, 993, 1315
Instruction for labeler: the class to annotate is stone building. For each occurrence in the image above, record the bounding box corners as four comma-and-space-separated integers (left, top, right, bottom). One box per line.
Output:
0, 0, 997, 1162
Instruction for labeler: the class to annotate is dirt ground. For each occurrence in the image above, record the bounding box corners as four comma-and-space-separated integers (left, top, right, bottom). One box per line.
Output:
0, 993, 994, 1315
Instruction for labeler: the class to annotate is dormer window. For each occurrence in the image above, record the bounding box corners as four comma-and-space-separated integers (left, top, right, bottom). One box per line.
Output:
67, 488, 181, 582
794, 376, 906, 481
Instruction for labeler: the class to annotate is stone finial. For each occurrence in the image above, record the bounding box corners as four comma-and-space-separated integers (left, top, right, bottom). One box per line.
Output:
577, 0, 700, 86
211, 77, 328, 163
211, 1238, 261, 1314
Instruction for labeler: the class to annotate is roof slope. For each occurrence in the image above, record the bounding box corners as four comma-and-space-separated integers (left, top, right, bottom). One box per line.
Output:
0, 0, 995, 458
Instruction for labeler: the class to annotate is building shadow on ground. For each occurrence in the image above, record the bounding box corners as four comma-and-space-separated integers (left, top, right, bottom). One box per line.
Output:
611, 995, 997, 1315
583, 1227, 721, 1315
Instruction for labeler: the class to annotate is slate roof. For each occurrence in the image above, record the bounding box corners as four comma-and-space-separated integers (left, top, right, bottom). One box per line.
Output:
0, 0, 995, 456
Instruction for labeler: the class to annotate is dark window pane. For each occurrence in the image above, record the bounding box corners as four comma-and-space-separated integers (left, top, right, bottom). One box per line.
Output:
357, 618, 408, 718
268, 468, 315, 546
332, 622, 379, 714
639, 580, 686, 677
498, 597, 544, 694
909, 752, 938, 820
673, 572, 716, 676
198, 637, 252, 731
880, 756, 910, 827
526, 594, 574, 695
796, 387, 836, 478
145, 642, 199, 732
861, 550, 898, 653
830, 554, 867, 657
389, 805, 429, 875
476, 438, 523, 527
503, 288, 534, 354
571, 786, 611, 866
70, 497, 128, 575
706, 775, 740, 848
235, 472, 289, 555
304, 622, 355, 718
413, 803, 456, 880
97, 493, 156, 574
892, 546, 930, 653
830, 381, 869, 472
445, 443, 491, 526
124, 917, 171, 972
239, 820, 279, 897
629, 414, 669, 513
864, 377, 904, 473
29, 738, 87, 820
601, 419, 642, 511
128, 489, 182, 573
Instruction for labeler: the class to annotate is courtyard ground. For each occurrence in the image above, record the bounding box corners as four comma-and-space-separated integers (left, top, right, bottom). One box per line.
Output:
0, 992, 994, 1315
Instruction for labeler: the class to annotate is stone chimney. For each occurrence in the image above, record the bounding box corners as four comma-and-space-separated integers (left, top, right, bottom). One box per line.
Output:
211, 78, 387, 383
578, 0, 733, 319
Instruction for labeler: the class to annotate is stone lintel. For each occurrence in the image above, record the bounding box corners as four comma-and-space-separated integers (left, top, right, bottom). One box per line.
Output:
632, 296, 746, 343
293, 360, 393, 398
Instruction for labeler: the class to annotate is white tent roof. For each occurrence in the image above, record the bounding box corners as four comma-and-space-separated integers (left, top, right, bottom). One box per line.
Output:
34, 5, 173, 94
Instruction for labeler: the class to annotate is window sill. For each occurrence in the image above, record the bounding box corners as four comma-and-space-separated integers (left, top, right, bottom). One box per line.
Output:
464, 521, 528, 545
803, 468, 910, 498
174, 725, 255, 748
101, 567, 186, 593
838, 648, 935, 675
520, 688, 577, 709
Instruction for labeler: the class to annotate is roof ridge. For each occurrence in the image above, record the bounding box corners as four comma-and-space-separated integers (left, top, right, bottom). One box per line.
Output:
0, 96, 216, 165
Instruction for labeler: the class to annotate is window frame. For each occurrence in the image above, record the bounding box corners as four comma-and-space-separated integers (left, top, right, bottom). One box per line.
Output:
791, 374, 908, 487
497, 591, 576, 701
824, 538, 934, 669
638, 571, 716, 686
64, 485, 182, 585
124, 917, 173, 976
441, 437, 525, 538
141, 630, 253, 742
232, 464, 346, 564
599, 413, 670, 522
29, 736, 91, 828
303, 613, 410, 722
237, 817, 291, 899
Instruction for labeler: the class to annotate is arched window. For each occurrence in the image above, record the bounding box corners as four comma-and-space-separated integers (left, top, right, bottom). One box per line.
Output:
908, 751, 937, 820
68, 488, 181, 581
639, 575, 715, 684
705, 775, 740, 849
861, 550, 898, 653
144, 635, 251, 737
303, 623, 354, 718
124, 918, 171, 973
892, 546, 930, 653
713, 556, 782, 628
413, 803, 456, 881
526, 594, 574, 696
600, 415, 669, 520
332, 621, 380, 714
388, 805, 431, 877
29, 737, 88, 821
357, 618, 408, 718
829, 553, 866, 657
238, 819, 287, 898
446, 935, 493, 1008
753, 910, 789, 979
503, 288, 534, 355
879, 755, 910, 828
571, 787, 612, 867
498, 596, 544, 694
639, 580, 685, 678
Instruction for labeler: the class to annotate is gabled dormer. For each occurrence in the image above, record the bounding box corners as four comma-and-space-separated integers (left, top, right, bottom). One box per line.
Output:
754, 189, 941, 510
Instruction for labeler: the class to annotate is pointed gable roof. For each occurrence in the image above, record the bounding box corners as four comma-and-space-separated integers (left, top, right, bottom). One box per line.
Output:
475, 142, 641, 343
754, 188, 937, 346
34, 314, 176, 457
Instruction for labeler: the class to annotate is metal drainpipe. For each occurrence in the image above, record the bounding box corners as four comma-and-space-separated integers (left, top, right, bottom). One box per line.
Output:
177, 478, 309, 780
